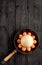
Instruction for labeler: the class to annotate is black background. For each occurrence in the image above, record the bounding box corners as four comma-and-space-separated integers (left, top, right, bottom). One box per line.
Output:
0, 0, 42, 65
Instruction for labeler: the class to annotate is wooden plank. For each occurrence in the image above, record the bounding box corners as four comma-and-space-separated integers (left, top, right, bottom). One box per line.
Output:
28, 0, 34, 30
0, 0, 2, 26
6, 0, 16, 54
16, 0, 21, 30
1, 0, 6, 26
6, 0, 16, 34
33, 0, 40, 32
20, 0, 29, 29
0, 1, 8, 61
38, 0, 42, 32
16, 0, 29, 30
28, 0, 40, 32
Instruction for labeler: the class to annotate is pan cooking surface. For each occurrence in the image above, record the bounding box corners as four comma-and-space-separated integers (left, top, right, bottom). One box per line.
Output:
14, 29, 38, 54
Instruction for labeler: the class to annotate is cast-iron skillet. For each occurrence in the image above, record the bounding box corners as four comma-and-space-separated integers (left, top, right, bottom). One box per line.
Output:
2, 29, 38, 63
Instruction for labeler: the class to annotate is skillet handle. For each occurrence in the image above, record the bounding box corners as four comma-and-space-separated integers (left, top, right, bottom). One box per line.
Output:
3, 50, 17, 62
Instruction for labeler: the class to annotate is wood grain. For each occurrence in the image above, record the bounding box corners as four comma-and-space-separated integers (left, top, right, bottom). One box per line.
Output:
0, 0, 42, 65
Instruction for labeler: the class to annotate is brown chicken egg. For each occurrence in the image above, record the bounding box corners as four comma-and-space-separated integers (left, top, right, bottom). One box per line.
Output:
19, 34, 23, 39
32, 35, 35, 39
31, 44, 35, 48
27, 47, 31, 52
18, 44, 22, 48
22, 47, 26, 51
34, 40, 37, 44
23, 32, 27, 36
17, 39, 21, 43
28, 32, 31, 36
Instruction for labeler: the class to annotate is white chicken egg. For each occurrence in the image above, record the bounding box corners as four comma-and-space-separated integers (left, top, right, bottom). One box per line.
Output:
21, 35, 33, 48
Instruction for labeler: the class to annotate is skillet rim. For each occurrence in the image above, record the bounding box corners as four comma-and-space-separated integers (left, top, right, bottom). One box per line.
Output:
14, 29, 38, 55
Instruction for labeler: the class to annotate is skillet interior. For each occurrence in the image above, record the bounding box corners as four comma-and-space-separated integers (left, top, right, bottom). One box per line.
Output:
14, 29, 38, 54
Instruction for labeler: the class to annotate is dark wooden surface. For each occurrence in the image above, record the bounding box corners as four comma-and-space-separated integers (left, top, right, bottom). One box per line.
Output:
0, 0, 42, 65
